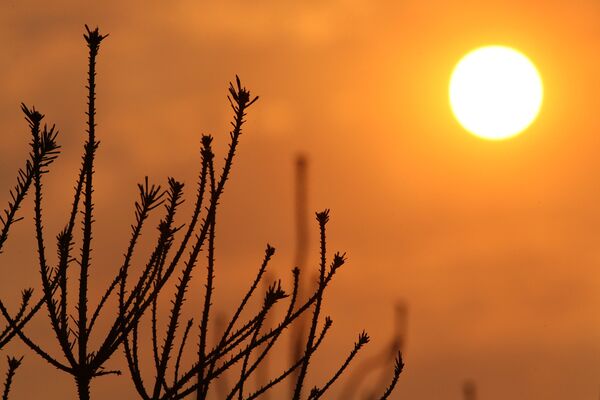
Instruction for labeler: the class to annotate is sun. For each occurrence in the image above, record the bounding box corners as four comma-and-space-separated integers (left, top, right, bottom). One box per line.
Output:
449, 45, 543, 140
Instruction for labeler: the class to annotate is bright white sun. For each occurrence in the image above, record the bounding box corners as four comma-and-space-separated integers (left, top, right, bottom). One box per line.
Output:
449, 45, 543, 140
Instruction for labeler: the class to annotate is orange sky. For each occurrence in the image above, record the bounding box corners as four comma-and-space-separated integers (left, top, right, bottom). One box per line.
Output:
1, 1, 600, 399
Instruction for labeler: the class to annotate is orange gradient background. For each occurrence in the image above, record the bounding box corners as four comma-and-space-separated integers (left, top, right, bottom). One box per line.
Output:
0, 1, 600, 399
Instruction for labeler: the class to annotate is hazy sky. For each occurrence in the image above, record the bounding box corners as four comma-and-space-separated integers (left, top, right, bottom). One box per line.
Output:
1, 1, 600, 399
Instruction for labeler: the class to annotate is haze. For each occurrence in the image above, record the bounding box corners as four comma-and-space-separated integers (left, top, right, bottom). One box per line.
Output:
0, 1, 599, 399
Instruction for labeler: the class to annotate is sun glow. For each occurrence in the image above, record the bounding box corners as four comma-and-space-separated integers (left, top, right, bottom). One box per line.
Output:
449, 45, 543, 140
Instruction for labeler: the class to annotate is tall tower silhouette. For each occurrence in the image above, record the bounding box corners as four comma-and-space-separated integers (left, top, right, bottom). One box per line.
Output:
289, 154, 309, 393
294, 154, 309, 274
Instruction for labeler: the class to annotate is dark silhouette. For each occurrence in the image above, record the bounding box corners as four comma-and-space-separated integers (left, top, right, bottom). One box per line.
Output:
340, 301, 408, 399
289, 154, 310, 396
0, 26, 181, 400
0, 25, 404, 399
463, 380, 477, 400
0, 99, 61, 398
1, 357, 22, 400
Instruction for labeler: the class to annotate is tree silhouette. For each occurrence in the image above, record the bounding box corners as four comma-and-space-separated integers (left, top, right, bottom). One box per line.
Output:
0, 25, 404, 400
